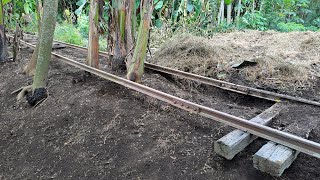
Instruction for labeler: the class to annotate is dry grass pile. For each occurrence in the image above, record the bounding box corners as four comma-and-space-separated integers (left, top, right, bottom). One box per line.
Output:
152, 30, 320, 92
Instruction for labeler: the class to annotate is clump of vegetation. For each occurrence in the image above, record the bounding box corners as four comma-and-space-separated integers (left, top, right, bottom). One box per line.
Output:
277, 22, 306, 32
54, 22, 84, 46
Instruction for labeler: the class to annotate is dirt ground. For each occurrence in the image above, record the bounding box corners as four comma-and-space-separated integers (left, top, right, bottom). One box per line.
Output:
0, 33, 319, 179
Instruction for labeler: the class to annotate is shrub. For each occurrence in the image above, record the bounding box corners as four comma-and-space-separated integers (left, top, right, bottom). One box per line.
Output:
277, 22, 306, 32
77, 15, 89, 38
54, 22, 84, 46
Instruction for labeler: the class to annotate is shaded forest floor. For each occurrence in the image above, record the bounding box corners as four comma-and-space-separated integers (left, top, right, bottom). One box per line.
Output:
0, 31, 320, 179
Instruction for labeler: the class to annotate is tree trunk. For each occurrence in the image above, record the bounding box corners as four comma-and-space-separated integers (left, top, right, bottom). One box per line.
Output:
252, 0, 255, 12
23, 0, 42, 76
217, 0, 225, 25
125, 0, 134, 63
227, 3, 232, 25
236, 0, 242, 28
0, 0, 8, 62
27, 0, 58, 106
108, 0, 134, 70
87, 0, 99, 69
126, 0, 153, 83
171, 0, 176, 23
237, 0, 241, 18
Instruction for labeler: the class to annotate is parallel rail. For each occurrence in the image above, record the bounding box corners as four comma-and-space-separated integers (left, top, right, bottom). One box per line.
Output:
30, 35, 320, 107
13, 36, 320, 158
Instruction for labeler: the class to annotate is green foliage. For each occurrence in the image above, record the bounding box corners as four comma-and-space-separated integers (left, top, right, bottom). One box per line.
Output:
77, 15, 89, 38
277, 22, 306, 32
240, 11, 268, 31
2, 0, 12, 5
54, 22, 85, 46
261, 0, 319, 30
224, 0, 232, 5
98, 38, 107, 51
75, 0, 87, 16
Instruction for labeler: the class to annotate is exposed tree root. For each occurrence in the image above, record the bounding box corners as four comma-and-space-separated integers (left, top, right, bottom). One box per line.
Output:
14, 85, 32, 101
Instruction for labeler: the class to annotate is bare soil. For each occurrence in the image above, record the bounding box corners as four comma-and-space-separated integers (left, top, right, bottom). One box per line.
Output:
0, 34, 319, 179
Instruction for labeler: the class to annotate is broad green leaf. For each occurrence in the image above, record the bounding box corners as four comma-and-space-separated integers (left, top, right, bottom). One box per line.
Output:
24, 3, 30, 14
155, 1, 163, 10
75, 0, 87, 16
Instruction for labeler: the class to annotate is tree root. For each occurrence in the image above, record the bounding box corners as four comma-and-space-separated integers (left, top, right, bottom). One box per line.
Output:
13, 85, 32, 101
13, 86, 48, 107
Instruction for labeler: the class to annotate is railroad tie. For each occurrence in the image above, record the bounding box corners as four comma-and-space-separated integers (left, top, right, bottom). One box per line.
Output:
214, 103, 282, 160
253, 121, 315, 177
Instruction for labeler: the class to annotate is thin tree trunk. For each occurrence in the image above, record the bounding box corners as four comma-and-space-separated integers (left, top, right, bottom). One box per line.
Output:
217, 0, 224, 25
23, 0, 42, 76
252, 0, 255, 12
227, 3, 232, 25
31, 0, 58, 92
236, 0, 242, 28
125, 0, 134, 64
221, 1, 225, 23
126, 0, 153, 82
132, 0, 137, 38
183, 0, 187, 17
237, 0, 241, 17
171, 0, 176, 23
12, 22, 20, 62
0, 0, 8, 61
87, 0, 99, 68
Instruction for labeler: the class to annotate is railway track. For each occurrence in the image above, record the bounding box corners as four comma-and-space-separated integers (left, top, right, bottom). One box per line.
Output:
20, 33, 320, 107
8, 35, 320, 159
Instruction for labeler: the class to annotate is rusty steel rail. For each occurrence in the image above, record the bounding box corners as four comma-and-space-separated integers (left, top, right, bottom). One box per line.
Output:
14, 37, 320, 158
21, 34, 320, 107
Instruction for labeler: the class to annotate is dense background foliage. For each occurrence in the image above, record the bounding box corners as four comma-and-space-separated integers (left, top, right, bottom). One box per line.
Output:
3, 0, 320, 46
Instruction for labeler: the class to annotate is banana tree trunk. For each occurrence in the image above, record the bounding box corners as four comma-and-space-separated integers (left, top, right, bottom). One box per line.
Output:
236, 0, 241, 28
126, 0, 153, 83
125, 0, 134, 62
227, 3, 232, 25
217, 0, 225, 25
29, 0, 58, 105
108, 0, 134, 70
0, 0, 8, 62
237, 0, 241, 17
87, 0, 100, 68
23, 0, 42, 76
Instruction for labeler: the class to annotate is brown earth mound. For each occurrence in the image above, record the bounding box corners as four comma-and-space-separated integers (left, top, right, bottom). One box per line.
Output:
152, 30, 320, 96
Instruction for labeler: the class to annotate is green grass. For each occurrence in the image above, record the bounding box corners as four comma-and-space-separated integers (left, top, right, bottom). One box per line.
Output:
54, 20, 108, 51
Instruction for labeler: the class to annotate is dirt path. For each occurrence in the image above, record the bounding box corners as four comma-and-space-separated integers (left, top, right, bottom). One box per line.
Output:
0, 44, 319, 179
